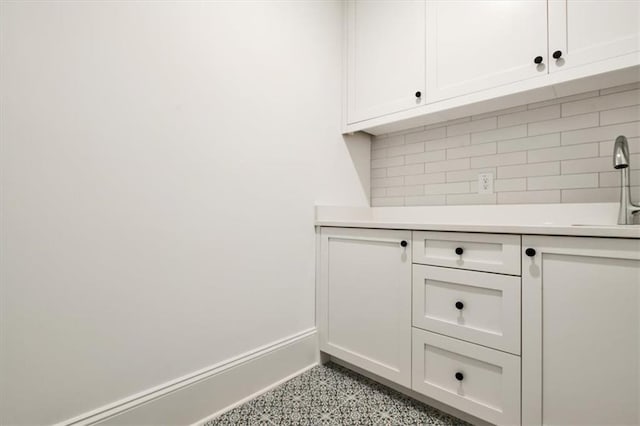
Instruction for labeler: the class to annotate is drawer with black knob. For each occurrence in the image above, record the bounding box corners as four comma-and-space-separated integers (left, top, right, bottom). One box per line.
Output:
412, 231, 521, 275
412, 328, 520, 426
412, 264, 520, 354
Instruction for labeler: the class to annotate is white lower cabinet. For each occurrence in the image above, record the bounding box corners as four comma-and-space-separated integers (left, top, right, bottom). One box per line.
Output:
412, 328, 521, 426
320, 226, 640, 426
318, 227, 412, 387
522, 236, 640, 426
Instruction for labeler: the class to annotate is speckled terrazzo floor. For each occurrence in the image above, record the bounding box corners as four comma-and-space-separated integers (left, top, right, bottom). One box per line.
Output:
204, 362, 471, 425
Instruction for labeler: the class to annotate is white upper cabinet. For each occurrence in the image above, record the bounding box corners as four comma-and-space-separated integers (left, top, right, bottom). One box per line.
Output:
346, 0, 425, 124
425, 0, 548, 103
548, 0, 640, 73
343, 0, 640, 134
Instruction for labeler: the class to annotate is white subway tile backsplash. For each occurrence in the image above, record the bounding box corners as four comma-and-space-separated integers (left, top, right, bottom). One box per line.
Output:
600, 82, 640, 96
527, 90, 599, 110
405, 126, 447, 144
528, 173, 598, 190
498, 133, 560, 153
528, 112, 599, 136
447, 143, 496, 159
599, 137, 640, 156
562, 89, 640, 117
371, 149, 387, 160
371, 197, 405, 206
405, 149, 446, 165
498, 190, 561, 204
371, 168, 386, 178
372, 134, 404, 149
424, 182, 469, 195
561, 187, 620, 203
567, 187, 640, 203
473, 105, 527, 121
371, 187, 386, 197
446, 117, 496, 137
372, 176, 403, 188
387, 142, 424, 157
387, 185, 425, 197
387, 163, 425, 177
425, 134, 471, 152
600, 105, 640, 126
471, 124, 527, 144
471, 151, 527, 168
562, 121, 640, 145
405, 194, 447, 206
371, 84, 640, 206
528, 143, 599, 163
372, 156, 404, 169
405, 172, 446, 185
561, 157, 611, 175
494, 178, 526, 192
498, 105, 560, 128
599, 170, 640, 187
446, 193, 497, 205
446, 168, 496, 183
425, 158, 470, 173
498, 162, 560, 179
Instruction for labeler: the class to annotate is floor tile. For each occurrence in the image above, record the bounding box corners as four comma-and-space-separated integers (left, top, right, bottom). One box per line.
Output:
204, 362, 471, 426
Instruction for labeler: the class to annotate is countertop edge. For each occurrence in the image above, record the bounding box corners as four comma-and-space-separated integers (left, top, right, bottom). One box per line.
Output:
315, 220, 640, 239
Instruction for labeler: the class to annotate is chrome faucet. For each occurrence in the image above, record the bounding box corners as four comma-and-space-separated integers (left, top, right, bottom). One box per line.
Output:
613, 135, 640, 224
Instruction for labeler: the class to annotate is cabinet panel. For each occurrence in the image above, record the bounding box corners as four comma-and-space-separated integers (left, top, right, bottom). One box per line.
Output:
412, 328, 521, 426
522, 236, 640, 426
346, 0, 425, 124
412, 265, 521, 354
549, 0, 640, 73
319, 227, 412, 387
425, 0, 548, 103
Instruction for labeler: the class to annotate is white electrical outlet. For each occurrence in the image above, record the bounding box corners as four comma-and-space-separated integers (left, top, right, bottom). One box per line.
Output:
478, 172, 494, 194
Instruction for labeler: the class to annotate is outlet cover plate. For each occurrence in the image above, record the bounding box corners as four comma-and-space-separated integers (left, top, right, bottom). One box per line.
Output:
478, 173, 494, 194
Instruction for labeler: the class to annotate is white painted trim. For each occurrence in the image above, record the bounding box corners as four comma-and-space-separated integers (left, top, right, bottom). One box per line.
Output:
57, 328, 318, 426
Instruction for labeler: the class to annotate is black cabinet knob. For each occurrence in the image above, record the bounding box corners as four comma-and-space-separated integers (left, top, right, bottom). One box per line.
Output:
400, 240, 408, 248
415, 91, 422, 98
455, 372, 464, 381
534, 56, 543, 64
455, 301, 464, 310
455, 247, 464, 255
525, 248, 536, 257
552, 50, 562, 59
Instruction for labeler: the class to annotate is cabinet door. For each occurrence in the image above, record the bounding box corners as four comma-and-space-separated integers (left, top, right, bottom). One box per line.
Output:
425, 1, 548, 103
548, 0, 640, 73
346, 0, 425, 124
319, 227, 411, 387
522, 236, 640, 426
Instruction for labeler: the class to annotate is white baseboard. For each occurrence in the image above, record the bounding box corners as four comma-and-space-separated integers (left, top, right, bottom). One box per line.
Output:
57, 328, 318, 426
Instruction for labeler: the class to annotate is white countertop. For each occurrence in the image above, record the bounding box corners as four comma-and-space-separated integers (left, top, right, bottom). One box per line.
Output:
315, 204, 640, 239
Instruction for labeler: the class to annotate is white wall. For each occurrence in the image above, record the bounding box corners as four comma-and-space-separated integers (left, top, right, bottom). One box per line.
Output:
0, 1, 369, 424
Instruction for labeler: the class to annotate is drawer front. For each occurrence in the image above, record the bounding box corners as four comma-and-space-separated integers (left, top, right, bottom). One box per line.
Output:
412, 231, 521, 275
412, 329, 521, 426
413, 265, 520, 354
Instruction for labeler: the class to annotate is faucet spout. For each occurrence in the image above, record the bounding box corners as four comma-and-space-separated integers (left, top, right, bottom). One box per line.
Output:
614, 135, 640, 224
